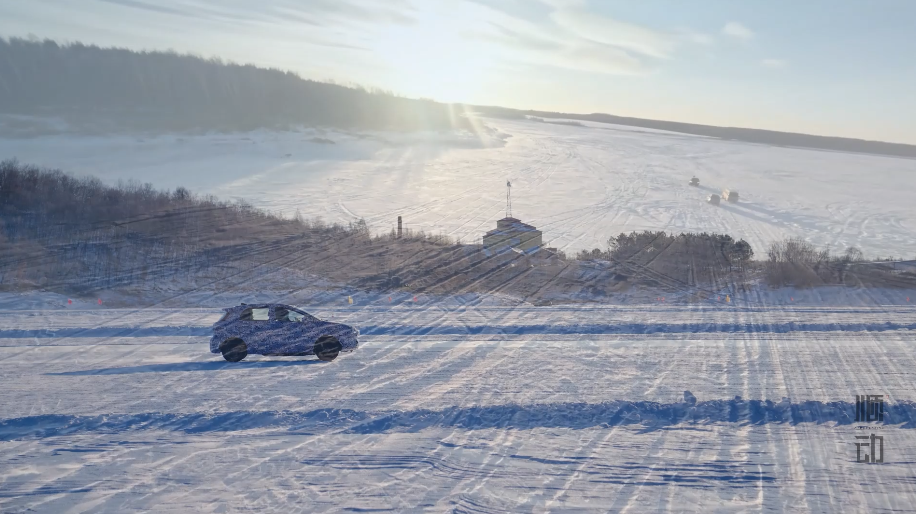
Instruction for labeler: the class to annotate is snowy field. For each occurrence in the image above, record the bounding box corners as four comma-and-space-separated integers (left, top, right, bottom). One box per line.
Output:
1, 293, 916, 513
3, 118, 916, 258
3, 119, 916, 512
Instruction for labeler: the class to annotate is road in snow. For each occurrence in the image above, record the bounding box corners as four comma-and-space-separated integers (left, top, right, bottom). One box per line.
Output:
1, 299, 915, 513
3, 118, 916, 257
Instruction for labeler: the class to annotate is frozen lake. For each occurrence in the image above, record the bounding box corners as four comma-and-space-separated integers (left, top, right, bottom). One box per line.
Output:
3, 118, 915, 258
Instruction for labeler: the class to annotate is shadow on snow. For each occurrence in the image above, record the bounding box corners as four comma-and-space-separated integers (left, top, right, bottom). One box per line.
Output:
3, 320, 914, 340
357, 322, 916, 336
0, 327, 212, 339
47, 359, 323, 376
2, 398, 914, 441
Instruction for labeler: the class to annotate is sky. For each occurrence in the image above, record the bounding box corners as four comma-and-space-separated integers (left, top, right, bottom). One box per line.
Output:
1, 0, 914, 144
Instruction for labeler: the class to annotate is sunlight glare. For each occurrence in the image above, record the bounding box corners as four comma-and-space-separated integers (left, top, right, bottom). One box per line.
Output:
371, 4, 496, 103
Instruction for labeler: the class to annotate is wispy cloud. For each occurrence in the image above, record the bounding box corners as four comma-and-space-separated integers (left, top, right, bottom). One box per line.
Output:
560, 41, 647, 75
286, 0, 417, 26
762, 58, 786, 68
722, 21, 754, 40
97, 0, 417, 27
460, 7, 652, 75
459, 1, 714, 76
551, 8, 677, 59
97, 0, 188, 17
91, 1, 711, 77
538, 0, 588, 8
79, 1, 720, 91
474, 22, 564, 52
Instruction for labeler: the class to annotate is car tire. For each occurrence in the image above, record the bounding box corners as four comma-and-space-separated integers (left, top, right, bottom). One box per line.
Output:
314, 336, 342, 362
220, 338, 248, 362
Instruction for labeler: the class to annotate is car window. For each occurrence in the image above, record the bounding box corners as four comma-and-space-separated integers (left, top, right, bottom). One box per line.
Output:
292, 309, 319, 322
274, 306, 290, 321
274, 307, 313, 322
238, 307, 269, 321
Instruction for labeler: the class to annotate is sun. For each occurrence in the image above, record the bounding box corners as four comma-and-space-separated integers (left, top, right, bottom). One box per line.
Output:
369, 4, 497, 104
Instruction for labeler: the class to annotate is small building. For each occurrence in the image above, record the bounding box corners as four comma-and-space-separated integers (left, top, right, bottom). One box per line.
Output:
537, 247, 562, 264
483, 217, 543, 254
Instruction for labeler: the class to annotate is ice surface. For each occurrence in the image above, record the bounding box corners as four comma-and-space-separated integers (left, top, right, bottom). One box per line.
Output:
1, 297, 915, 512
2, 118, 915, 257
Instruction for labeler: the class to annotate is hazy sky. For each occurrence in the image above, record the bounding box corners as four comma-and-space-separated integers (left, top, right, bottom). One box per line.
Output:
2, 0, 914, 143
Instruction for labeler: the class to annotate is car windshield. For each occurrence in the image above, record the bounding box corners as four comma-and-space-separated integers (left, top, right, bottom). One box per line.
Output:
286, 310, 305, 322
275, 307, 313, 322
2, 2, 914, 512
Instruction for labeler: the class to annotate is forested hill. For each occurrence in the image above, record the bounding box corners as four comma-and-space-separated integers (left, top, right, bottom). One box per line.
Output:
0, 37, 468, 133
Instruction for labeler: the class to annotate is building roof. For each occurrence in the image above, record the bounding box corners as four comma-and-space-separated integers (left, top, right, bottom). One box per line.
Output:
494, 217, 539, 232
485, 227, 541, 238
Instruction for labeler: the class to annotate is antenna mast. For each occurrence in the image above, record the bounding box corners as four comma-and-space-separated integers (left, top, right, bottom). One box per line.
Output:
506, 180, 512, 218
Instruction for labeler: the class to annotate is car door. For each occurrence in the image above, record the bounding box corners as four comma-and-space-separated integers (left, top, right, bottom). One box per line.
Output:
275, 306, 322, 355
269, 306, 300, 355
293, 308, 324, 353
237, 306, 271, 353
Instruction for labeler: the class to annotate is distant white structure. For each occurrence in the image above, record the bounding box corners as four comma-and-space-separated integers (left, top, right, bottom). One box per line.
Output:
483, 180, 544, 254
506, 180, 512, 218
483, 217, 544, 253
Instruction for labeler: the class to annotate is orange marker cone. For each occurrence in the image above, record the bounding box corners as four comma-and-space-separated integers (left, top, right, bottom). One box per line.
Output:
67, 299, 72, 305
98, 298, 102, 305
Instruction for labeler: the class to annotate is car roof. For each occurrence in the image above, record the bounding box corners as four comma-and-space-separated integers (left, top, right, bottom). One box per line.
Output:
226, 303, 301, 311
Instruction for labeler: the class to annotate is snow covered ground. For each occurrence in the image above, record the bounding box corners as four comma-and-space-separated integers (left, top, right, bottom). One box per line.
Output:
1, 294, 915, 513
3, 117, 916, 258
3, 118, 916, 512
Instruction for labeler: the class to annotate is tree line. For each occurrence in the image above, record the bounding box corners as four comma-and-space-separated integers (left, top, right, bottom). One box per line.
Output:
0, 37, 469, 133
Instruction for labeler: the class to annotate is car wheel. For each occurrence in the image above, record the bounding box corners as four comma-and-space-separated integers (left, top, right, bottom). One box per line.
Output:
314, 336, 342, 362
220, 338, 248, 362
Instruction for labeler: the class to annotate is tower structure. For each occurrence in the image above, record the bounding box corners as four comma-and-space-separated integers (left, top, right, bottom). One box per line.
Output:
506, 180, 512, 218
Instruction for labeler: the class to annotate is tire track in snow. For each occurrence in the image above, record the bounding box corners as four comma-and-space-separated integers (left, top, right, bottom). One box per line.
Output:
547, 332, 688, 512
